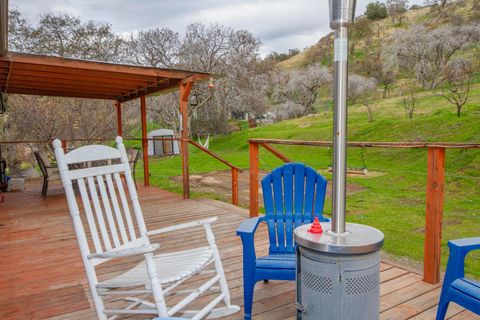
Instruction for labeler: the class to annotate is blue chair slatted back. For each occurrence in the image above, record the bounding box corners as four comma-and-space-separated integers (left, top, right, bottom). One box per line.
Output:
261, 162, 329, 254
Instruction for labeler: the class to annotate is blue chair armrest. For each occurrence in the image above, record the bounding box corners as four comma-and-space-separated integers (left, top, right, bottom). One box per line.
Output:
449, 237, 480, 254
444, 237, 480, 286
236, 217, 263, 236
236, 217, 263, 270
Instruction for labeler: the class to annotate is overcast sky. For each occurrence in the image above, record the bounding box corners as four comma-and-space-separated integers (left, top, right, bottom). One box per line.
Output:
11, 0, 423, 56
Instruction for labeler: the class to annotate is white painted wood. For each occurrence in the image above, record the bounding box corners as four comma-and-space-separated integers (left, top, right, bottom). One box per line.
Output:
105, 174, 129, 244
146, 217, 218, 236
96, 175, 120, 248
77, 178, 102, 253
69, 164, 124, 180
87, 176, 112, 251
53, 136, 239, 319
53, 139, 107, 320
113, 172, 136, 240
88, 243, 159, 260
65, 145, 121, 164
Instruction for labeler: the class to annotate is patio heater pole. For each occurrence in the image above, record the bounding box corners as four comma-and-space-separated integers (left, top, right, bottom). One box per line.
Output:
294, 3, 384, 318
329, 0, 356, 235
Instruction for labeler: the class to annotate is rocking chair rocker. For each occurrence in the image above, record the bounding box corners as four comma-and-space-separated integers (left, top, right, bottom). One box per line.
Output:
53, 137, 239, 320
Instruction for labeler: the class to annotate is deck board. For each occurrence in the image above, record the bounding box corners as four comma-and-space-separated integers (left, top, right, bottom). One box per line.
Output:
0, 183, 478, 320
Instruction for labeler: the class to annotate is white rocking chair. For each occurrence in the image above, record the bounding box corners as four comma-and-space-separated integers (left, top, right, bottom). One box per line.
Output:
53, 137, 239, 320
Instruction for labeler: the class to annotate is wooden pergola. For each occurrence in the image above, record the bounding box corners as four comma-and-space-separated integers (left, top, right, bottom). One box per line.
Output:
0, 52, 210, 195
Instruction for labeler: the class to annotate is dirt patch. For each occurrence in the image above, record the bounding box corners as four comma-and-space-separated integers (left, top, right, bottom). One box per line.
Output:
413, 219, 462, 234
172, 169, 365, 207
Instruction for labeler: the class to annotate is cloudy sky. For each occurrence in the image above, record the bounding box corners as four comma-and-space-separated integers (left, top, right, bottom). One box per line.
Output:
11, 0, 423, 56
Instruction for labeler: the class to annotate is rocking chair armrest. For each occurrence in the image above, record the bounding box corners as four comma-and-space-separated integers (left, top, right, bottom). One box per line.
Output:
146, 217, 218, 236
87, 243, 160, 260
236, 217, 263, 236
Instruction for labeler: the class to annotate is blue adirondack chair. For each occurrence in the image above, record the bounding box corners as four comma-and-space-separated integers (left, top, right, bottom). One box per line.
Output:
436, 237, 480, 320
236, 162, 329, 320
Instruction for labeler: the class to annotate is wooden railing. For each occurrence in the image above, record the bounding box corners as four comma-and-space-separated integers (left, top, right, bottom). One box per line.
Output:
0, 136, 241, 206
188, 139, 240, 205
248, 138, 480, 285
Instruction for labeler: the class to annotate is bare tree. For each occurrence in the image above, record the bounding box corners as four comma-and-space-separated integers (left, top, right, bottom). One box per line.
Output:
348, 75, 378, 121
4, 10, 133, 165
137, 23, 263, 135
393, 24, 480, 89
272, 64, 332, 118
127, 28, 180, 67
387, 0, 409, 24
33, 13, 125, 61
437, 58, 473, 117
400, 79, 419, 119
424, 0, 451, 11
8, 9, 35, 53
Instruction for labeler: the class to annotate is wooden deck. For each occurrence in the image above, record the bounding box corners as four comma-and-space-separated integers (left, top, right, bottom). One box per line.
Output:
0, 183, 478, 320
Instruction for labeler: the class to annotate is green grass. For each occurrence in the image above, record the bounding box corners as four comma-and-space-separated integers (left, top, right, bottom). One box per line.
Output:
138, 85, 480, 278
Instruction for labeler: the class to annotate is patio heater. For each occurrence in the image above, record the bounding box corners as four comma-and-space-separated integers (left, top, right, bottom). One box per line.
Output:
294, 0, 384, 319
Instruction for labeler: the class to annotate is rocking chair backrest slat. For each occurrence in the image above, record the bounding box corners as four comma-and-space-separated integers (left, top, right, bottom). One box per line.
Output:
53, 137, 148, 265
261, 163, 329, 254
97, 175, 121, 248
113, 172, 137, 240
105, 174, 129, 244
77, 177, 103, 253
87, 175, 113, 251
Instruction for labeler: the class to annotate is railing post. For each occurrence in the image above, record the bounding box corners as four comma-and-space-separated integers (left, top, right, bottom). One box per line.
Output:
140, 96, 149, 187
424, 147, 445, 284
231, 167, 239, 206
249, 141, 259, 217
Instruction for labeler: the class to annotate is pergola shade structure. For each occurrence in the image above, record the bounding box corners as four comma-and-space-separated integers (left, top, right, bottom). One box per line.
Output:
0, 52, 210, 193
0, 52, 209, 102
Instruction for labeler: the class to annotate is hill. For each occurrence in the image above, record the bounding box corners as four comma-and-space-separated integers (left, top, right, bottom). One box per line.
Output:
277, 2, 478, 71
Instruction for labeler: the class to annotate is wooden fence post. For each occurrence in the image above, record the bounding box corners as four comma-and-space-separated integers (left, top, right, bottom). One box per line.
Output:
231, 167, 239, 206
249, 141, 259, 217
424, 147, 446, 284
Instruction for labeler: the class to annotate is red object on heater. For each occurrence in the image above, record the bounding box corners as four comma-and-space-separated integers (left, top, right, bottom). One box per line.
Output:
308, 217, 323, 234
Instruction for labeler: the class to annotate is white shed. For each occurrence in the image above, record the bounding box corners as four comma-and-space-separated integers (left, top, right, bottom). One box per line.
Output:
147, 129, 180, 156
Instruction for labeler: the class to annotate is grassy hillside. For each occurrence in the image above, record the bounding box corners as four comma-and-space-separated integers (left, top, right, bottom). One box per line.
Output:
137, 84, 480, 277
278, 2, 478, 70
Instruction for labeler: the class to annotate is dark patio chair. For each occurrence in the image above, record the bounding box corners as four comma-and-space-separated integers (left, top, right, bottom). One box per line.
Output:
236, 162, 329, 320
436, 237, 480, 319
34, 151, 60, 199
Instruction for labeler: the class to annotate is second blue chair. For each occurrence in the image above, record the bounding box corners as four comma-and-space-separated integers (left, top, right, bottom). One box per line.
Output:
436, 237, 480, 320
237, 162, 329, 319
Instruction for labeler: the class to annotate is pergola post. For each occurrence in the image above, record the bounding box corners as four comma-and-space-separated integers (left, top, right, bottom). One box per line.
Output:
140, 96, 149, 187
179, 81, 192, 199
115, 101, 122, 137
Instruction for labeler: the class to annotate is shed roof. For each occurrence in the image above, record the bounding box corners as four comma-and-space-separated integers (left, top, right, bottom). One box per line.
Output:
0, 52, 210, 102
